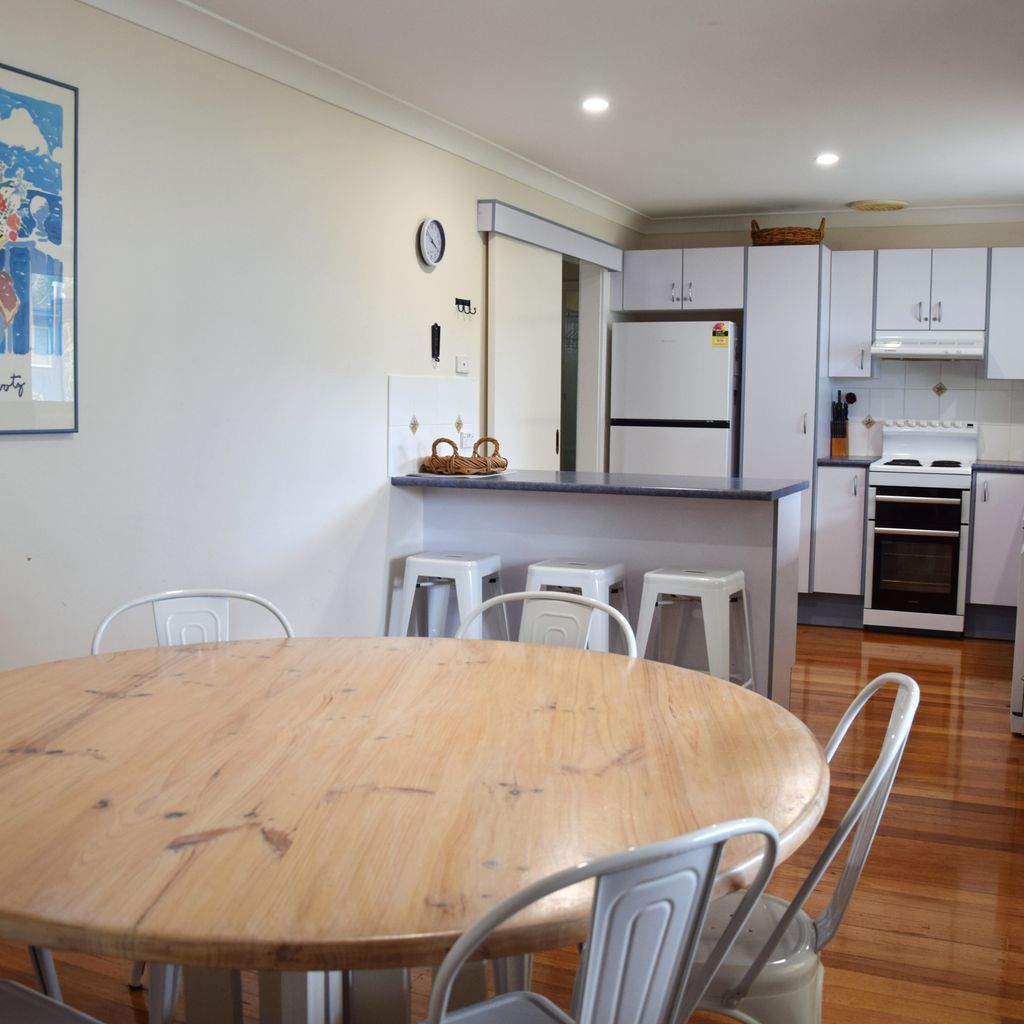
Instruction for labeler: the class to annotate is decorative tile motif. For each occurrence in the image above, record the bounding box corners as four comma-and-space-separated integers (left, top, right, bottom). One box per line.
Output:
933, 381, 947, 396
862, 415, 877, 429
454, 415, 464, 433
409, 415, 419, 434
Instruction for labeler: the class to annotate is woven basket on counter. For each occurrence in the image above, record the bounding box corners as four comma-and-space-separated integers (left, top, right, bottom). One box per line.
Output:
750, 217, 826, 246
420, 436, 508, 475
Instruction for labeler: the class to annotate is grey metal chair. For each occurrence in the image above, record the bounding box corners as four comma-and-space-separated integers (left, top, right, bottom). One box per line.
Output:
694, 672, 920, 1024
90, 588, 294, 1024
425, 817, 780, 1024
455, 591, 638, 658
0, 980, 102, 1023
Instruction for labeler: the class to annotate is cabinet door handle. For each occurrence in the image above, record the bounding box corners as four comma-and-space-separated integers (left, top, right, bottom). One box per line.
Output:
934, 300, 942, 323
802, 413, 808, 435
555, 428, 560, 455
670, 282, 678, 304
860, 348, 865, 370
852, 476, 858, 497
917, 300, 929, 323
983, 480, 989, 502
687, 281, 693, 303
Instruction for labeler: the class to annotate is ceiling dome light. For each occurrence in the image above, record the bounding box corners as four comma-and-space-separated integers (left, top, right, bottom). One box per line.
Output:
582, 96, 609, 113
846, 199, 910, 212
815, 152, 839, 166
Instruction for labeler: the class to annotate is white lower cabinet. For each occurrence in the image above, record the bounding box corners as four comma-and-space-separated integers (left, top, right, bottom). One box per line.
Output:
966, 473, 1024, 606
812, 466, 866, 595
969, 472, 1024, 607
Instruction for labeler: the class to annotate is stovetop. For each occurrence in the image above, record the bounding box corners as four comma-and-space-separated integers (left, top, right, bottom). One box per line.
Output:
869, 420, 978, 479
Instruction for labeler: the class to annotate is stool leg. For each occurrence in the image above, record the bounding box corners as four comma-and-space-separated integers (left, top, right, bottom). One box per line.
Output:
635, 585, 660, 659
700, 593, 732, 681
424, 581, 452, 637
484, 572, 510, 639
739, 591, 755, 689
454, 570, 483, 640
580, 579, 611, 653
398, 567, 420, 637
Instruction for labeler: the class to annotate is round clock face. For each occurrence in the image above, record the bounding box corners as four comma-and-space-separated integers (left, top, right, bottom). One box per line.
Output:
419, 218, 446, 265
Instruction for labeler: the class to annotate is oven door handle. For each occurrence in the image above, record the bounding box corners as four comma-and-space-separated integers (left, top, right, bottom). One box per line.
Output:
873, 495, 962, 506
874, 527, 962, 538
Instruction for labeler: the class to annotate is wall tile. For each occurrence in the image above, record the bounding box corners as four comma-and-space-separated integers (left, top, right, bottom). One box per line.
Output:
978, 423, 1010, 461
906, 361, 942, 388
938, 389, 976, 420
937, 362, 978, 389
847, 416, 881, 457
869, 389, 905, 419
1011, 392, 1024, 424
975, 390, 1011, 423
873, 360, 906, 387
1010, 425, 1024, 461
905, 389, 940, 419
976, 374, 1013, 391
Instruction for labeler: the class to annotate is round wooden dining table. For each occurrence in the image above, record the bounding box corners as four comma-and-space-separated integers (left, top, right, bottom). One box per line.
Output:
0, 636, 828, 1021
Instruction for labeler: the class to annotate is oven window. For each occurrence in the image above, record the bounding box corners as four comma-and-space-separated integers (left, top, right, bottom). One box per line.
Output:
871, 533, 960, 615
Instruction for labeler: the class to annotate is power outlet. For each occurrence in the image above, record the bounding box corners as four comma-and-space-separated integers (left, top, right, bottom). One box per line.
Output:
455, 354, 470, 375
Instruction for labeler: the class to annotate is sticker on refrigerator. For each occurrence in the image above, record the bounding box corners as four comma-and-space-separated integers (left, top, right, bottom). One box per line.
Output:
711, 322, 729, 347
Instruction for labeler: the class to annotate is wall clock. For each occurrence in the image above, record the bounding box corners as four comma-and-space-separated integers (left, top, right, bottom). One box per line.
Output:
418, 218, 446, 266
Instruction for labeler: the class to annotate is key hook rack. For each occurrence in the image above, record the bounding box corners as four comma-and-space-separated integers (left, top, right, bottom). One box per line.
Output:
455, 297, 477, 316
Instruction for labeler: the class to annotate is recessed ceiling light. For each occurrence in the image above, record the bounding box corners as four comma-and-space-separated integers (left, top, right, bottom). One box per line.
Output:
582, 97, 609, 113
846, 199, 910, 212
815, 152, 839, 166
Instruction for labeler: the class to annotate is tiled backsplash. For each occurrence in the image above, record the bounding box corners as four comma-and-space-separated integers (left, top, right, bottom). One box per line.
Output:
387, 375, 480, 474
829, 361, 1024, 459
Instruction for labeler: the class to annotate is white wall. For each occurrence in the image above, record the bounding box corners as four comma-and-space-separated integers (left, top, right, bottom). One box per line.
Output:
0, 0, 639, 670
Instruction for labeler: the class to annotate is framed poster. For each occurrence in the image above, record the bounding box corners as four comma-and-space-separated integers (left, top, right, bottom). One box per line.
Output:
0, 62, 77, 433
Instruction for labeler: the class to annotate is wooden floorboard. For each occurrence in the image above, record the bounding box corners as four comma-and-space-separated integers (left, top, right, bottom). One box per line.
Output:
2, 624, 1022, 1021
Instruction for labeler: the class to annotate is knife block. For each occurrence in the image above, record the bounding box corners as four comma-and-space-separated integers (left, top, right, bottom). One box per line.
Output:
830, 435, 849, 457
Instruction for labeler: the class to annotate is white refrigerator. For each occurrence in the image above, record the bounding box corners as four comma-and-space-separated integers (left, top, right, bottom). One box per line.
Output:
609, 320, 740, 476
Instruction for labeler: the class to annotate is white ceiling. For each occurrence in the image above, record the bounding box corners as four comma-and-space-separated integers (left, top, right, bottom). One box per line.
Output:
144, 0, 1024, 222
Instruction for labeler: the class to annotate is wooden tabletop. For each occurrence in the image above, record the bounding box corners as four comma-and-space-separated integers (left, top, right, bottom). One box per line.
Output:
0, 637, 828, 970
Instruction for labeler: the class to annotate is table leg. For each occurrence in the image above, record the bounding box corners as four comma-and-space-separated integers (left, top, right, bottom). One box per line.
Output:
259, 971, 344, 1024
182, 967, 241, 1024
344, 968, 410, 1023
435, 959, 487, 1009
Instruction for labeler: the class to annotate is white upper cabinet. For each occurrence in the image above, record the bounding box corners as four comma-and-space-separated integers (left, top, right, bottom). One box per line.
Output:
828, 250, 875, 378
681, 247, 745, 309
876, 248, 988, 331
621, 249, 683, 309
620, 247, 743, 311
986, 247, 1024, 380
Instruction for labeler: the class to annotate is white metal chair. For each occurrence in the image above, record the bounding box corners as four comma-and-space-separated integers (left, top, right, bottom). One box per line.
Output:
91, 588, 293, 1023
455, 591, 638, 658
425, 818, 780, 1024
694, 672, 920, 1024
91, 588, 294, 654
0, 980, 102, 1023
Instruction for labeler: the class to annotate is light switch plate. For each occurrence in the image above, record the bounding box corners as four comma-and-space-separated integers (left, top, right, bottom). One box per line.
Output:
455, 355, 470, 375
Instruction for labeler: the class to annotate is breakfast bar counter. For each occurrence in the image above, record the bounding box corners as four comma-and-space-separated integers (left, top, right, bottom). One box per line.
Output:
390, 471, 808, 706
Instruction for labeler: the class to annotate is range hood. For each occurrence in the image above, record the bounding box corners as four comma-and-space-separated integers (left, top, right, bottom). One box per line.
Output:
871, 331, 986, 360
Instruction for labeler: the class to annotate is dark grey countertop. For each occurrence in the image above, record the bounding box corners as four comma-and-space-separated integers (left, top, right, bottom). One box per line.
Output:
391, 470, 808, 501
817, 455, 876, 467
973, 461, 1024, 474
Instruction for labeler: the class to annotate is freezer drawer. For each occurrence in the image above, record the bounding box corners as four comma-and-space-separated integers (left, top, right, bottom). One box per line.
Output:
609, 425, 732, 476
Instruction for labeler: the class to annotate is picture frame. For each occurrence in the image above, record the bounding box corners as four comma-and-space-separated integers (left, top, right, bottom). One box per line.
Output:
0, 62, 77, 434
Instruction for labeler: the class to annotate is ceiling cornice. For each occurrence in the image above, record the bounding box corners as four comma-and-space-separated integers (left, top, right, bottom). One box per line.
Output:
77, 0, 650, 233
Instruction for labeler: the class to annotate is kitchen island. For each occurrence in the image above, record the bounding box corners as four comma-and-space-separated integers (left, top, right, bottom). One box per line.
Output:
389, 471, 807, 706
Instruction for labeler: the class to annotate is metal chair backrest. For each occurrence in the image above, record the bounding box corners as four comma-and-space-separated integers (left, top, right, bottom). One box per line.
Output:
725, 671, 919, 1003
427, 818, 779, 1024
91, 589, 294, 654
454, 590, 638, 658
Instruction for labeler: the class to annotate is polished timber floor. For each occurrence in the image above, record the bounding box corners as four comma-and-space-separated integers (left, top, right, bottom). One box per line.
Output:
2, 625, 1022, 1022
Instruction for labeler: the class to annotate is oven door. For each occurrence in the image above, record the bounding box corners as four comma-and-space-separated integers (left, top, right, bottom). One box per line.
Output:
868, 485, 967, 616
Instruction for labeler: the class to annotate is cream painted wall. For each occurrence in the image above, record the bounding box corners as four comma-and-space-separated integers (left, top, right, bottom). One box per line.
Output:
0, 0, 641, 670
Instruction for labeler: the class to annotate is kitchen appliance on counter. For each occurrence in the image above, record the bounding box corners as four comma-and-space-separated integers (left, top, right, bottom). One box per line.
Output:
609, 320, 740, 476
864, 420, 978, 633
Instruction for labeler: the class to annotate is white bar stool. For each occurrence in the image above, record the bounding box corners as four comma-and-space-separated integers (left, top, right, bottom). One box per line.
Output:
635, 567, 754, 688
523, 559, 630, 653
399, 552, 505, 640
